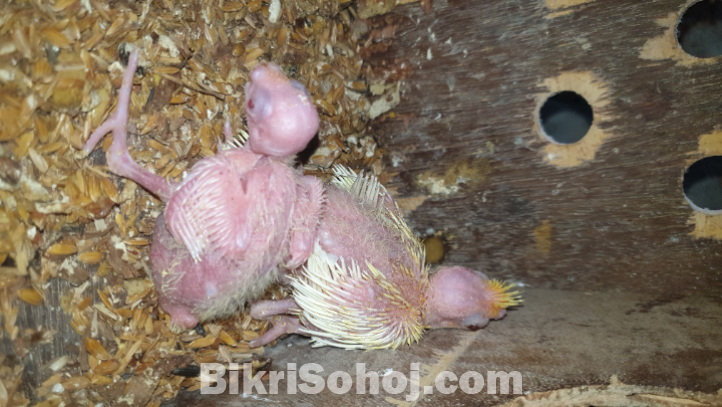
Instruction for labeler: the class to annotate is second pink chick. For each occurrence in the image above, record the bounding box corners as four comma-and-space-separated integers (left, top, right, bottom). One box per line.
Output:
250, 167, 521, 349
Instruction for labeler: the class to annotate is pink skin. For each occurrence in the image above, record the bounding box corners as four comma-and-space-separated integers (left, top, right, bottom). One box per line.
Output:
249, 187, 511, 348
244, 63, 319, 158
250, 186, 418, 347
316, 187, 416, 277
85, 49, 322, 329
424, 266, 507, 331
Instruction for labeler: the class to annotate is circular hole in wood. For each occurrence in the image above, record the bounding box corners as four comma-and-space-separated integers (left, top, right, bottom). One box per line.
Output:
683, 156, 722, 213
538, 91, 593, 145
677, 0, 722, 58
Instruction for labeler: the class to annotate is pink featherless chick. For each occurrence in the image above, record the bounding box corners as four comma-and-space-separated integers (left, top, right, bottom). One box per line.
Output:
249, 167, 521, 350
84, 47, 323, 329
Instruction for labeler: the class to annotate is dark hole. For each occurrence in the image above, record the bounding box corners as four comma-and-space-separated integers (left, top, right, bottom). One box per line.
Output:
295, 134, 320, 165
677, 0, 722, 58
539, 91, 593, 145
683, 156, 722, 212
1, 255, 15, 267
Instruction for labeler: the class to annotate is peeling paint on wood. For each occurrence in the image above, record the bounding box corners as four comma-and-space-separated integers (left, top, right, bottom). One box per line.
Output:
545, 9, 576, 20
639, 1, 718, 67
687, 212, 722, 240
396, 196, 429, 216
415, 159, 491, 195
534, 220, 553, 254
697, 131, 722, 156
544, 0, 595, 11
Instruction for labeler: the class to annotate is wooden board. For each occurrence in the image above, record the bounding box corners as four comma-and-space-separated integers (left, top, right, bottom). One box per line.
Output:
176, 287, 722, 406
362, 0, 722, 298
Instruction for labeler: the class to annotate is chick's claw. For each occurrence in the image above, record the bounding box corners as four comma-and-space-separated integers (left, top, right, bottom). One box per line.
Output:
249, 316, 302, 348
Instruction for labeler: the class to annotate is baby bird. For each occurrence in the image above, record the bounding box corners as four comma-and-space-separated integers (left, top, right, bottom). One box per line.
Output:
250, 167, 521, 350
84, 48, 323, 329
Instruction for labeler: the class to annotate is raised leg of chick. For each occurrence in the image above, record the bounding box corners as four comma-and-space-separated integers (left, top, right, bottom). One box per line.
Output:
249, 167, 521, 349
83, 50, 174, 201
85, 48, 323, 330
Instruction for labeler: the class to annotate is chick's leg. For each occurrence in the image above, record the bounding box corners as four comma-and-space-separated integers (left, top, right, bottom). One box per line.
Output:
249, 316, 301, 348
249, 299, 302, 347
84, 49, 173, 201
287, 176, 324, 269
250, 298, 299, 319
165, 306, 200, 332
